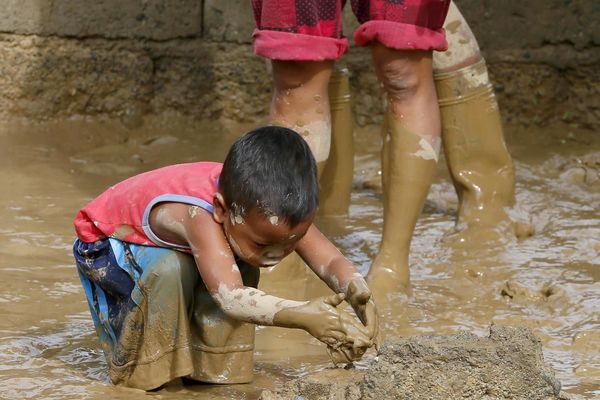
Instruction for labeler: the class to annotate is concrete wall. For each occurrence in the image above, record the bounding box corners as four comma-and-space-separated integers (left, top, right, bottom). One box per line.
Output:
0, 0, 598, 129
0, 0, 203, 39
452, 0, 599, 129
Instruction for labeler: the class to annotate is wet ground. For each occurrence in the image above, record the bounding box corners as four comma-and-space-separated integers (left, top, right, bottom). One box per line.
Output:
0, 116, 598, 399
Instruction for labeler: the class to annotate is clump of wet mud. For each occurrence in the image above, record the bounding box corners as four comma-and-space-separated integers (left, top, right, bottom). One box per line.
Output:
550, 152, 600, 187
260, 326, 573, 400
501, 280, 566, 305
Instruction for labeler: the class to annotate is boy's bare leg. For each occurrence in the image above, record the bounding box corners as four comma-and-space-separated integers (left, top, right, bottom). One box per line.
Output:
366, 44, 441, 295
433, 1, 515, 240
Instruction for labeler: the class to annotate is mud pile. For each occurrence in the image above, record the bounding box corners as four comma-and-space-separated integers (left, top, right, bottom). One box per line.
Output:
260, 325, 572, 400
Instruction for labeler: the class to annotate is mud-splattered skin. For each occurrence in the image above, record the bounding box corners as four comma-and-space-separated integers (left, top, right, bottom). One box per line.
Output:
148, 193, 377, 351
269, 60, 334, 165
219, 205, 307, 269
149, 197, 307, 268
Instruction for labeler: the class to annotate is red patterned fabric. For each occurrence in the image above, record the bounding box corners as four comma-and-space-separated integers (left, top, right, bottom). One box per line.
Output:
252, 0, 450, 60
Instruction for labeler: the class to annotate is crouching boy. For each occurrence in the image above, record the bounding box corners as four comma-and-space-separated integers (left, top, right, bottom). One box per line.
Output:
73, 126, 378, 390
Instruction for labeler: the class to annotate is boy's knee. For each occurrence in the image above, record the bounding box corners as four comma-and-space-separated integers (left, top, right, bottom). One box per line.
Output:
151, 260, 181, 282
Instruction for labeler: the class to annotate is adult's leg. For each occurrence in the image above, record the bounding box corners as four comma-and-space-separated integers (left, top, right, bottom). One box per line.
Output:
253, 0, 355, 218
253, 0, 349, 286
270, 60, 335, 175
366, 45, 441, 294
349, 0, 450, 294
433, 1, 515, 239
268, 60, 335, 285
252, 0, 346, 175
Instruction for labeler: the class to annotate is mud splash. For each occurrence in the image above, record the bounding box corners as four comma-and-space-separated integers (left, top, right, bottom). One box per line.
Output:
0, 116, 598, 399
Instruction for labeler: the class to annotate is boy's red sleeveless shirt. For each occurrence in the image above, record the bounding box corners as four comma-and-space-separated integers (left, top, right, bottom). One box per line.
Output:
74, 162, 222, 247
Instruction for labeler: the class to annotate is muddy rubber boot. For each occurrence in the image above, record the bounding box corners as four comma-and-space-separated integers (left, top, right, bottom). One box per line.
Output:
435, 59, 515, 240
319, 66, 355, 216
367, 110, 438, 295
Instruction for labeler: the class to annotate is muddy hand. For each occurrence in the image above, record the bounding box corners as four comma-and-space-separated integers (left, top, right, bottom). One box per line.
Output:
327, 342, 368, 365
338, 307, 371, 345
346, 278, 379, 341
298, 293, 349, 345
325, 307, 374, 364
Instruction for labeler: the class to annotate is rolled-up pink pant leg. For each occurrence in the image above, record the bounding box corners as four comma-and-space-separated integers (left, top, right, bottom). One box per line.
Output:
252, 30, 348, 61
251, 0, 451, 59
351, 0, 451, 51
251, 0, 348, 60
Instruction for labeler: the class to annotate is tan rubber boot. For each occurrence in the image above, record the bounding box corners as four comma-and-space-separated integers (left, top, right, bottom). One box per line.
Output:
319, 66, 355, 216
435, 59, 515, 239
366, 110, 439, 295
433, 1, 516, 241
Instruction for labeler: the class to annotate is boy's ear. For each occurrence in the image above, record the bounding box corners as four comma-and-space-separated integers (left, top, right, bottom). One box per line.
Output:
212, 193, 228, 224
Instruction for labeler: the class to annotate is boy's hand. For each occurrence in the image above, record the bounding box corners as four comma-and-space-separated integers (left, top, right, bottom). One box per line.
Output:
295, 225, 379, 344
346, 277, 379, 342
296, 293, 349, 345
326, 307, 373, 364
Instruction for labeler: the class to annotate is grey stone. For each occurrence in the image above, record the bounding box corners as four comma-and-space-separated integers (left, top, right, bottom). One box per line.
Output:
0, 0, 202, 40
453, 0, 599, 56
204, 0, 255, 44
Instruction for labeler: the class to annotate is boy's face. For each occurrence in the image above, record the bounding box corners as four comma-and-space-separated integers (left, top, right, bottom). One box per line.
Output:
220, 205, 313, 268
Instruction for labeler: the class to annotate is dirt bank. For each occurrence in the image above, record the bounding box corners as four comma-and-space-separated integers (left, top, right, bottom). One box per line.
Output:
261, 326, 573, 400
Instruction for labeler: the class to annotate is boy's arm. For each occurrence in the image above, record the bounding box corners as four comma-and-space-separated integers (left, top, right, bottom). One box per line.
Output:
187, 218, 354, 344
295, 224, 379, 339
154, 204, 354, 345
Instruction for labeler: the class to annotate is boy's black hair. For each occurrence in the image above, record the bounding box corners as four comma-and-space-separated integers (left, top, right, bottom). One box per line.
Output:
220, 126, 319, 227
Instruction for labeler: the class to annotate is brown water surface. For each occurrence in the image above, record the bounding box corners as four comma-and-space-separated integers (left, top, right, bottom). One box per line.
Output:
0, 117, 598, 399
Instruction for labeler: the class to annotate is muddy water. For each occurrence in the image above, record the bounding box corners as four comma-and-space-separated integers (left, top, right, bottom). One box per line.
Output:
0, 117, 598, 399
